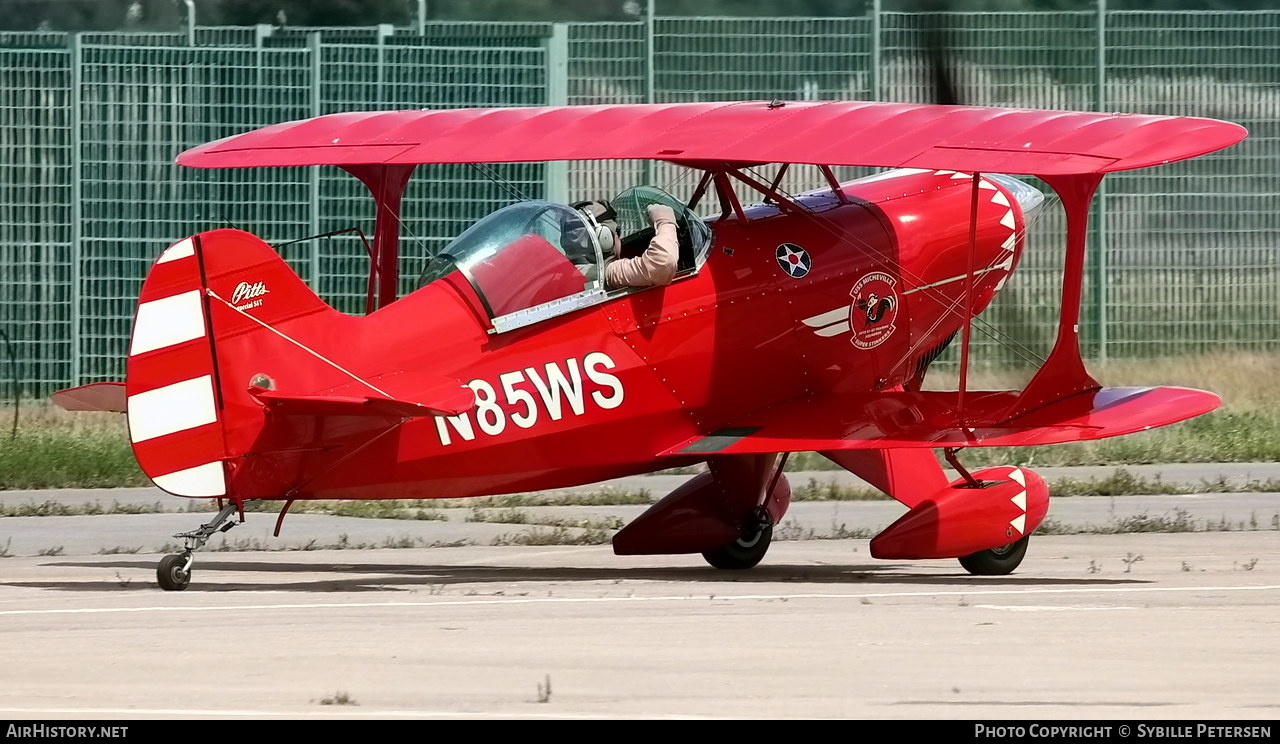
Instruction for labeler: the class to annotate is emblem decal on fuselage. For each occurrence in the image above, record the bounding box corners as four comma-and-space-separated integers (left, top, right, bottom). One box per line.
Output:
775, 243, 811, 278
849, 271, 899, 349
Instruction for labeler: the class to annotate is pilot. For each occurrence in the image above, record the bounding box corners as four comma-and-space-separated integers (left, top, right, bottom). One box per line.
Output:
575, 199, 679, 289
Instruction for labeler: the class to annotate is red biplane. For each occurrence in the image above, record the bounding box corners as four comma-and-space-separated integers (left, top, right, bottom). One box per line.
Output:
52, 100, 1247, 590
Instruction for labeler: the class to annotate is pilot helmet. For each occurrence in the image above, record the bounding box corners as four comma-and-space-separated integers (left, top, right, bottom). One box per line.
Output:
573, 200, 620, 259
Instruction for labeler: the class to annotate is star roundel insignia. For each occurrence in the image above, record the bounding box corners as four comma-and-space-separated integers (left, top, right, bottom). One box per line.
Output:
775, 243, 811, 279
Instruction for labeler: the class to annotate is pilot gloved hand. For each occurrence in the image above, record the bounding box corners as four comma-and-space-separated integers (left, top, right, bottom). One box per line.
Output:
646, 203, 677, 227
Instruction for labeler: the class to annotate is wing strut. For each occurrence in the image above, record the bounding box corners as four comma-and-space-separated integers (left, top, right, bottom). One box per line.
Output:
957, 172, 983, 428
1002, 173, 1104, 421
342, 164, 416, 313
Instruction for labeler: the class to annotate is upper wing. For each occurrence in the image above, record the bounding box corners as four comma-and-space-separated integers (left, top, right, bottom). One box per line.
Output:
176, 100, 1247, 177
659, 386, 1221, 457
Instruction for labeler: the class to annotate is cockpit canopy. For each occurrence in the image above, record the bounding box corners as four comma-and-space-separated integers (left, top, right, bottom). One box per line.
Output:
418, 202, 598, 318
417, 186, 712, 330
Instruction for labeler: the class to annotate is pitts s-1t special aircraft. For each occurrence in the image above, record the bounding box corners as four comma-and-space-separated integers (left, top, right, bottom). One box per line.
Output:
52, 99, 1247, 590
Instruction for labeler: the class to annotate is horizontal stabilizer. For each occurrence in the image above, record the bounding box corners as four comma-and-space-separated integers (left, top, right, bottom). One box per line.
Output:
253, 386, 474, 418
51, 382, 127, 413
662, 386, 1221, 456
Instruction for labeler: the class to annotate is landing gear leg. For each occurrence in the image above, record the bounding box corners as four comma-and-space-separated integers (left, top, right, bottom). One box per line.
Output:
157, 501, 241, 591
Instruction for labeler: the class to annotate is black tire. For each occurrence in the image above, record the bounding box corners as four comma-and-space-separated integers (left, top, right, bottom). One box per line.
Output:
958, 535, 1029, 576
702, 523, 773, 570
157, 553, 192, 591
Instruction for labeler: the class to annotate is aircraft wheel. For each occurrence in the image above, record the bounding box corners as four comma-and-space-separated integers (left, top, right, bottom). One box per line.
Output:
958, 535, 1029, 576
702, 521, 772, 570
157, 553, 192, 591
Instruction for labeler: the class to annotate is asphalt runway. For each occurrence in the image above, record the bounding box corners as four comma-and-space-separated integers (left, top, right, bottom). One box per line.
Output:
0, 535, 1278, 719
0, 467, 1277, 720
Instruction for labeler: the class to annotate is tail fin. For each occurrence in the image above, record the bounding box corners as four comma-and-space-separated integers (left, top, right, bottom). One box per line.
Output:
124, 229, 336, 498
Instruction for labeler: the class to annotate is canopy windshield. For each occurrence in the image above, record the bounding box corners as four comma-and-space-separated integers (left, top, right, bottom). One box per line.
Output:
417, 201, 599, 318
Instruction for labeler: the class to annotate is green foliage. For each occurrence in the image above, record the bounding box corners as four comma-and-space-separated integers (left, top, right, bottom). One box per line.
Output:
491, 526, 614, 545
0, 500, 165, 517
3, 0, 1273, 33
290, 500, 448, 521
1036, 508, 1201, 534
792, 477, 889, 501
0, 430, 147, 490
217, 0, 409, 26
465, 488, 654, 507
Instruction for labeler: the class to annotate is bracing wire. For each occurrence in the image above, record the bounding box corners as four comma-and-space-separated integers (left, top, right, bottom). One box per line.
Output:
740, 162, 1053, 371
469, 162, 534, 204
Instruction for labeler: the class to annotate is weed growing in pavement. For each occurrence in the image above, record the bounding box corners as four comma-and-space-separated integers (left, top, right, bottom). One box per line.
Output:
318, 691, 357, 706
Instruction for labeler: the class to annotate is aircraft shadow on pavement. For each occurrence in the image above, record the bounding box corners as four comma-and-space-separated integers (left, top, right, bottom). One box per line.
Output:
18, 558, 1152, 593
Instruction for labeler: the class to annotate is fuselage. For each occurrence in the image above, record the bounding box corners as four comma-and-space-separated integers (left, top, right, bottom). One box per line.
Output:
240, 168, 1034, 501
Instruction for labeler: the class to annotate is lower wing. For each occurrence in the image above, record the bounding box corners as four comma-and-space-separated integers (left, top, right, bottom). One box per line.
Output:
660, 386, 1219, 457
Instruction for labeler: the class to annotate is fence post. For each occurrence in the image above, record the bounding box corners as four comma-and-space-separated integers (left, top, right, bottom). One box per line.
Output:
544, 23, 569, 204
254, 23, 273, 47
869, 0, 881, 101
645, 0, 655, 105
181, 0, 195, 46
69, 33, 82, 387
644, 0, 655, 185
309, 32, 322, 288
377, 23, 393, 107
1093, 0, 1108, 361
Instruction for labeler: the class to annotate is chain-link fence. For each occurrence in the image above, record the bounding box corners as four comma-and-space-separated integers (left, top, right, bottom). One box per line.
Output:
1, 11, 1277, 396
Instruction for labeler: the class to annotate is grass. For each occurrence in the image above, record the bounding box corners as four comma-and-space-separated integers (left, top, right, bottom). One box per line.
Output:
0, 500, 167, 517
115, 506, 1274, 554
0, 405, 146, 489
2, 469, 1276, 525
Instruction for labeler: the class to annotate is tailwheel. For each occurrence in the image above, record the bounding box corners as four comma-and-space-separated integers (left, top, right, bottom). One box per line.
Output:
155, 501, 242, 591
702, 509, 773, 570
958, 535, 1030, 576
157, 553, 192, 591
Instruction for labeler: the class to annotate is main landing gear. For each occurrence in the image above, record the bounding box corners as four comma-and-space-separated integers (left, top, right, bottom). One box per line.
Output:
157, 501, 242, 591
702, 507, 773, 570
958, 535, 1030, 576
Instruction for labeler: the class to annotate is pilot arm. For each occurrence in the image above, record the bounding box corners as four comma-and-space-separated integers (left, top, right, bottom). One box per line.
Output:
605, 204, 679, 289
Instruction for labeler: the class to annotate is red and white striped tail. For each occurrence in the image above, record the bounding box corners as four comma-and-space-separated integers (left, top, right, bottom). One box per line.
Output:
125, 236, 229, 498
